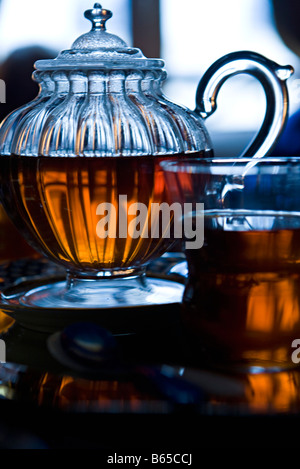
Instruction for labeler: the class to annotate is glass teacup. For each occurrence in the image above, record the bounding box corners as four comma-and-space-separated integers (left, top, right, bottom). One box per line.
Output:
161, 157, 300, 373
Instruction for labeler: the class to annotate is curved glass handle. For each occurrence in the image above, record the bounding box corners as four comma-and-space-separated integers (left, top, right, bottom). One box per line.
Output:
195, 51, 294, 158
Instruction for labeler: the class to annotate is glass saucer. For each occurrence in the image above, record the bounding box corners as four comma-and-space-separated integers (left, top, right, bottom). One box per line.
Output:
0, 274, 185, 333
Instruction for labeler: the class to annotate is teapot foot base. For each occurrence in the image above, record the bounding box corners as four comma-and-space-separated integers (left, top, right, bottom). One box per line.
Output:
0, 274, 185, 334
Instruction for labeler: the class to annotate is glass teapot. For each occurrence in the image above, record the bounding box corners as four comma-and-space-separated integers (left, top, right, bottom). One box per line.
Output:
0, 3, 294, 311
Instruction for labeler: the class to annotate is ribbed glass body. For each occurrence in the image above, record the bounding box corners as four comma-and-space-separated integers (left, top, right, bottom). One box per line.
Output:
0, 70, 212, 157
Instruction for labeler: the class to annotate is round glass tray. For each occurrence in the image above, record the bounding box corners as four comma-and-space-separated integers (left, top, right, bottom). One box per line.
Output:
0, 255, 186, 333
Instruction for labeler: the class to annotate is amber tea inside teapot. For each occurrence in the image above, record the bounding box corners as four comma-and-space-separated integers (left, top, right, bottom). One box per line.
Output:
0, 3, 294, 311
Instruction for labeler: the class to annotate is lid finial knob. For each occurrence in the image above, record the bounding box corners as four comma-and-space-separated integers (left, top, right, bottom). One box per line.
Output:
84, 3, 113, 31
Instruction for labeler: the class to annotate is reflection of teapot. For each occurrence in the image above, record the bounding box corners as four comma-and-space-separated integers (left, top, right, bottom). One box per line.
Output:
0, 4, 294, 310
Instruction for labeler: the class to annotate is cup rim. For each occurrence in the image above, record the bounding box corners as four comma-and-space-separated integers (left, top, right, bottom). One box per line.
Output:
160, 156, 300, 174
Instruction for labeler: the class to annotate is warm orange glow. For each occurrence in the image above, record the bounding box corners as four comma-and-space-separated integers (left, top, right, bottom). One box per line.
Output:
245, 371, 300, 413
246, 276, 300, 335
36, 373, 163, 412
2, 155, 177, 273
0, 311, 14, 333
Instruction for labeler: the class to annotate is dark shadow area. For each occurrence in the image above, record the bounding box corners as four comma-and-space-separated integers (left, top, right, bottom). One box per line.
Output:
0, 46, 56, 123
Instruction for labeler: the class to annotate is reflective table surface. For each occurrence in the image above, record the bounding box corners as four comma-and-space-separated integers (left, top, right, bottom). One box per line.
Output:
0, 254, 300, 449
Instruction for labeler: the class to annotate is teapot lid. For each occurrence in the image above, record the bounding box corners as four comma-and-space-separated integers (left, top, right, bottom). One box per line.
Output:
35, 3, 164, 71
0, 3, 212, 157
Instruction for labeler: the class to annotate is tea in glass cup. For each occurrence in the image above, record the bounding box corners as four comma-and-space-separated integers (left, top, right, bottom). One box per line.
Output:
162, 157, 300, 372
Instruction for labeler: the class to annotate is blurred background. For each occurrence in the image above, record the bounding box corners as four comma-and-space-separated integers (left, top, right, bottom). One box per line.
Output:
0, 0, 299, 155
